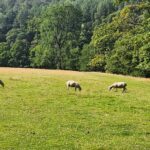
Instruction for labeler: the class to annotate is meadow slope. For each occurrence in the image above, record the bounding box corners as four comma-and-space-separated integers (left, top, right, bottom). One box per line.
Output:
0, 68, 150, 149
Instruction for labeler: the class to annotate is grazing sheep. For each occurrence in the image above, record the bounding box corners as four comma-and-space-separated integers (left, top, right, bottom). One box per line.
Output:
66, 80, 82, 91
0, 80, 4, 87
108, 82, 127, 93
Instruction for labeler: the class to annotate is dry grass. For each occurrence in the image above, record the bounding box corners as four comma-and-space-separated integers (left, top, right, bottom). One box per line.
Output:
0, 67, 149, 81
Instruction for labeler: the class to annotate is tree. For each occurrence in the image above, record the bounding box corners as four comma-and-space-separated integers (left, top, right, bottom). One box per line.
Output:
9, 39, 30, 67
0, 42, 10, 66
79, 44, 96, 71
30, 4, 82, 69
88, 54, 106, 72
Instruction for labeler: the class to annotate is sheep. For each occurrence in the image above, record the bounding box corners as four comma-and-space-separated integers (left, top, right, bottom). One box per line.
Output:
0, 80, 4, 87
108, 82, 127, 93
66, 80, 82, 91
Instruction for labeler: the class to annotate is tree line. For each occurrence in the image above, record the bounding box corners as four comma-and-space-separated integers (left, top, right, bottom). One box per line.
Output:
0, 0, 149, 77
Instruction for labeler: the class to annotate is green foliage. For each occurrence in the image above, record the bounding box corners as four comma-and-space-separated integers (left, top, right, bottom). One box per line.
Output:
79, 44, 96, 71
91, 2, 150, 77
94, 0, 117, 25
68, 47, 81, 70
137, 40, 150, 77
88, 55, 106, 72
0, 42, 10, 66
106, 45, 133, 75
0, 0, 149, 77
30, 45, 55, 68
31, 3, 82, 69
9, 39, 30, 67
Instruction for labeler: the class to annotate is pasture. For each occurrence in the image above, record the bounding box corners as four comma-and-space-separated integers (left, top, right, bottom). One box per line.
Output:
0, 68, 149, 149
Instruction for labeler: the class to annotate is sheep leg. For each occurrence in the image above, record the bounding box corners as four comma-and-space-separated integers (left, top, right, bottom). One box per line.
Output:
67, 85, 69, 90
122, 87, 127, 93
75, 87, 77, 91
122, 87, 125, 93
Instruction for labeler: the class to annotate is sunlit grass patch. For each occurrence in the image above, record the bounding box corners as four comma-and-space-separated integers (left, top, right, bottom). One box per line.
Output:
0, 68, 149, 149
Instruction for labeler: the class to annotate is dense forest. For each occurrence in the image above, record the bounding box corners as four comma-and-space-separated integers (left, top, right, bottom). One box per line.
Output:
0, 0, 149, 77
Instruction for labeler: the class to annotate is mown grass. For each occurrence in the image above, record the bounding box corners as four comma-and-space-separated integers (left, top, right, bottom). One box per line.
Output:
0, 68, 149, 150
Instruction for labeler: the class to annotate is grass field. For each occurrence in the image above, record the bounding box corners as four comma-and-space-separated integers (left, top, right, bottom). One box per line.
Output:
0, 67, 149, 150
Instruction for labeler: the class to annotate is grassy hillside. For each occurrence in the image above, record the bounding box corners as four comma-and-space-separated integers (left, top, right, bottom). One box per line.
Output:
0, 68, 149, 149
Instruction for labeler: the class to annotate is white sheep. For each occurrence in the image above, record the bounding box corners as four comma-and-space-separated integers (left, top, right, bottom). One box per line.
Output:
66, 80, 82, 91
0, 80, 4, 87
108, 82, 127, 93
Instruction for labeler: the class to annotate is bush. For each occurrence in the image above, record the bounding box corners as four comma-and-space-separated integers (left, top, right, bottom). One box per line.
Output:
88, 55, 106, 72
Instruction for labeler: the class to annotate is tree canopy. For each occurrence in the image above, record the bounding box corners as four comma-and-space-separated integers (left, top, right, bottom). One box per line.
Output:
0, 0, 149, 77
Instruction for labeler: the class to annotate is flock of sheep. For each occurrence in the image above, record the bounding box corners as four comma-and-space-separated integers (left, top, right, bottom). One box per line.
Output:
0, 79, 127, 93
66, 80, 127, 93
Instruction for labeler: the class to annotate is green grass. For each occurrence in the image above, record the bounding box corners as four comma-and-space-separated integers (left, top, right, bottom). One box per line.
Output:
0, 68, 150, 150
